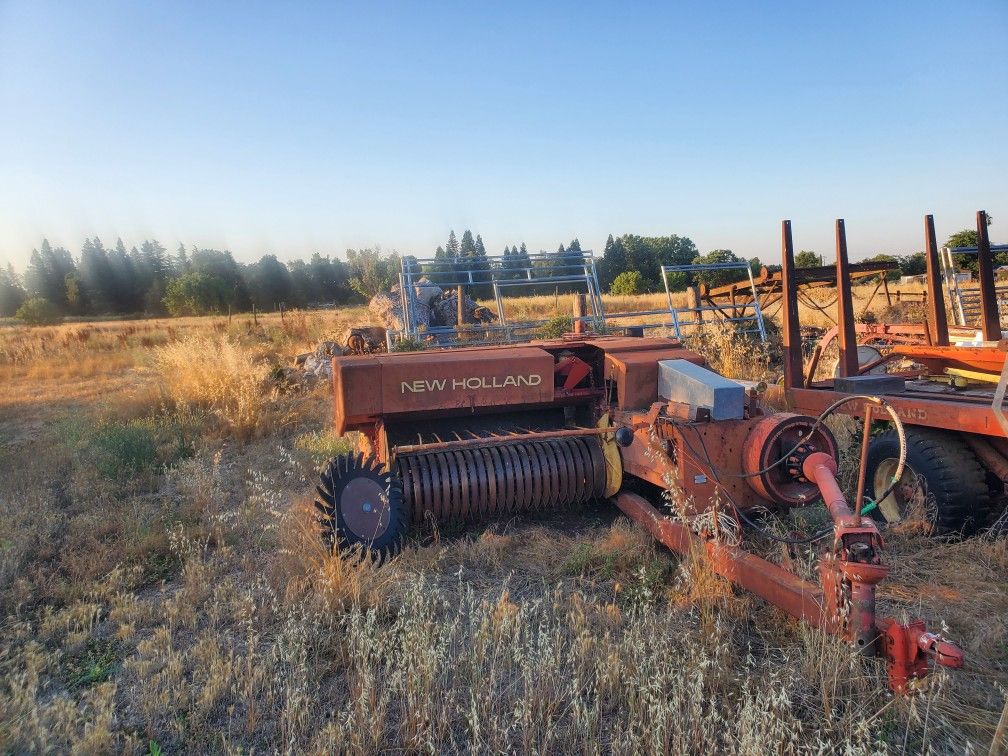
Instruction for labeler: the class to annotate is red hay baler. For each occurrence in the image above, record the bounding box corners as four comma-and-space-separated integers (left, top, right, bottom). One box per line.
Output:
316, 333, 963, 692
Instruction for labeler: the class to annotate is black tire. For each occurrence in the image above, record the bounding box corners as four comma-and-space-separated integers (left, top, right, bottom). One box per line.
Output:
864, 428, 990, 535
314, 452, 408, 562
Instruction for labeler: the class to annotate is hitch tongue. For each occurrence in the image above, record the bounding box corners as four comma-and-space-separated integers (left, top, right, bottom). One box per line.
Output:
916, 630, 965, 669
880, 618, 965, 692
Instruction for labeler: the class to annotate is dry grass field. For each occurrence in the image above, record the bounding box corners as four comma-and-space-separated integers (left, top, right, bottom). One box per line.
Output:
1, 286, 1005, 753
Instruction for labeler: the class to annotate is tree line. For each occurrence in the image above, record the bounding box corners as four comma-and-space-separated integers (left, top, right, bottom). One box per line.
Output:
0, 238, 399, 318
0, 224, 990, 320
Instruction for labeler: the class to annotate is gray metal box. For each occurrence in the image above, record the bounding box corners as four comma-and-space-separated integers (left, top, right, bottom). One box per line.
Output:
658, 359, 745, 420
832, 374, 906, 395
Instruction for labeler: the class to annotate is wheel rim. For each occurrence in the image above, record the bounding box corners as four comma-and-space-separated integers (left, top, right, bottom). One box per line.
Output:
871, 458, 934, 524
339, 477, 390, 540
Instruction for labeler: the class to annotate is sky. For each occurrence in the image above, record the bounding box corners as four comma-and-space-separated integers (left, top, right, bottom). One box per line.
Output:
1, 1, 1006, 271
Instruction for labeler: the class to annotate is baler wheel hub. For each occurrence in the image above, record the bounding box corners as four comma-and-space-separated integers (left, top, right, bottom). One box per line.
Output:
742, 413, 839, 506
315, 452, 406, 562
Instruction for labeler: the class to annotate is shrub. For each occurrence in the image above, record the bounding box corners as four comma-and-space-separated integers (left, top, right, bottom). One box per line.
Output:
153, 336, 272, 440
391, 337, 426, 352
609, 271, 644, 296
15, 297, 62, 326
56, 410, 199, 479
294, 430, 356, 465
537, 315, 572, 339
91, 422, 159, 478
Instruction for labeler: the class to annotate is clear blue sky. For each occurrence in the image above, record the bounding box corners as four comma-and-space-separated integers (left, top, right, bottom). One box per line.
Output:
1, 1, 1005, 270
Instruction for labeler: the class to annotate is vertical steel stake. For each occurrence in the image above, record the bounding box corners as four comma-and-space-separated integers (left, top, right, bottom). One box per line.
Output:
924, 214, 949, 346
835, 219, 859, 377
977, 210, 1000, 342
781, 220, 803, 389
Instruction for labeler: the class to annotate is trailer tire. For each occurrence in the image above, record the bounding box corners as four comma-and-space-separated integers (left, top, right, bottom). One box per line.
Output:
864, 428, 989, 535
315, 452, 407, 562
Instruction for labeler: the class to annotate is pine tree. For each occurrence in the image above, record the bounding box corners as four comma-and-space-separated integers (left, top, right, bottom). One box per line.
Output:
445, 230, 460, 258
599, 234, 627, 290
460, 230, 476, 258
79, 238, 116, 312
0, 263, 26, 316
24, 239, 76, 310
462, 231, 490, 294
516, 243, 531, 273
175, 243, 190, 275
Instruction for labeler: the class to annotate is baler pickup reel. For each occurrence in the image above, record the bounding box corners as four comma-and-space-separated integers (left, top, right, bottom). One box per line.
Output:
317, 335, 963, 692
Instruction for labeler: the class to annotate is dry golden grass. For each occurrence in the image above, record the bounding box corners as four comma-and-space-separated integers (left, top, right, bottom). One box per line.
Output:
0, 289, 1005, 753
153, 336, 276, 441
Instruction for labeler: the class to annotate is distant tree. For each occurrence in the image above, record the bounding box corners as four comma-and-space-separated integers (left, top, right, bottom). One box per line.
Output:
501, 243, 531, 291
16, 297, 62, 325
347, 247, 400, 299
247, 254, 293, 310
598, 234, 698, 291
598, 235, 626, 289
946, 230, 978, 250
108, 238, 142, 312
459, 230, 490, 296
516, 242, 531, 271
429, 244, 451, 278
445, 230, 460, 258
460, 230, 476, 258
945, 213, 993, 254
691, 249, 748, 288
865, 253, 901, 281
162, 272, 230, 316
287, 259, 314, 306
897, 252, 927, 277
0, 264, 26, 316
474, 234, 487, 257
189, 248, 250, 310
64, 272, 87, 314
175, 243, 190, 275
24, 239, 76, 310
143, 280, 167, 314
793, 250, 824, 268
306, 253, 353, 304
610, 270, 644, 296
78, 237, 116, 312
140, 239, 170, 282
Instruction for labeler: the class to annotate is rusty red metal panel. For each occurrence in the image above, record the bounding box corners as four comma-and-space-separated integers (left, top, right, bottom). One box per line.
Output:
333, 357, 383, 434
924, 214, 949, 346
332, 347, 556, 432
376, 347, 554, 414
889, 343, 1006, 374
583, 335, 690, 352
977, 210, 1000, 341
835, 219, 859, 377
776, 386, 1006, 437
780, 220, 804, 389
604, 347, 704, 409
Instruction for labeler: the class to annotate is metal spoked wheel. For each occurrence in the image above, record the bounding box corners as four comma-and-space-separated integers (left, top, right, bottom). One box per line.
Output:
314, 452, 407, 562
865, 428, 990, 535
870, 458, 936, 526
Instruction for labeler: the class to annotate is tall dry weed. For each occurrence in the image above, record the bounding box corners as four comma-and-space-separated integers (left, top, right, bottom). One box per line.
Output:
153, 336, 273, 440
682, 320, 772, 381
